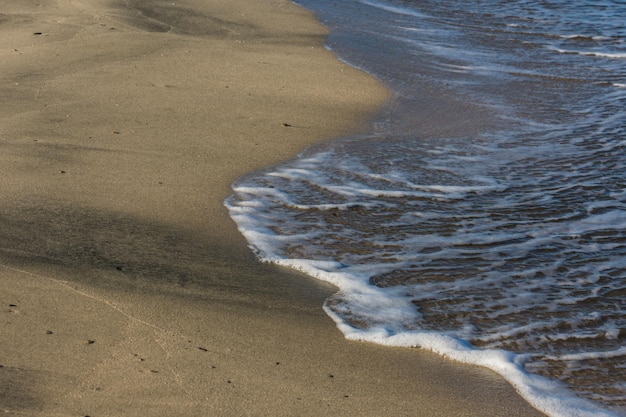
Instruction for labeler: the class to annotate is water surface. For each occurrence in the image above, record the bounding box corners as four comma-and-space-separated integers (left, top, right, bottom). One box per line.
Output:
227, 1, 626, 415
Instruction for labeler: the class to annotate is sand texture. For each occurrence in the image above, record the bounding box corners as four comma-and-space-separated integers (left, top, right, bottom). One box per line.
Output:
0, 0, 545, 416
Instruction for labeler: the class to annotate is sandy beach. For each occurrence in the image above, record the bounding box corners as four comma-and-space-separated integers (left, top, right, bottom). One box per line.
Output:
1, 0, 545, 415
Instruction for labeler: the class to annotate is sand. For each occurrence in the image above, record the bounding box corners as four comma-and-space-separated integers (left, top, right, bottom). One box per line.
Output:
0, 0, 545, 416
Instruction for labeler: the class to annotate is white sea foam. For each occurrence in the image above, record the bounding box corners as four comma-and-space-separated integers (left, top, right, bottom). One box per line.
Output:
549, 347, 626, 362
228, 182, 622, 417
356, 0, 427, 18
559, 34, 613, 41
550, 47, 626, 59
334, 325, 620, 417
225, 132, 626, 417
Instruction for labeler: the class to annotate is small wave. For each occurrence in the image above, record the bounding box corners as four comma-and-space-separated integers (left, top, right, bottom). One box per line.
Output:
550, 47, 626, 59
559, 34, 613, 41
549, 347, 626, 362
356, 0, 427, 18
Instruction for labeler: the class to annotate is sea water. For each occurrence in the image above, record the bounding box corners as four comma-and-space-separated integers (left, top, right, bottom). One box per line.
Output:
225, 1, 626, 415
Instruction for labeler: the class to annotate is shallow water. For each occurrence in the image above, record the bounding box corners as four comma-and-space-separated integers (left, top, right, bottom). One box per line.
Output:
226, 1, 626, 415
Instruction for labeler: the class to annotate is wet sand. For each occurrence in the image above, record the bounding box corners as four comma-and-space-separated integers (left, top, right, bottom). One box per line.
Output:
0, 0, 545, 415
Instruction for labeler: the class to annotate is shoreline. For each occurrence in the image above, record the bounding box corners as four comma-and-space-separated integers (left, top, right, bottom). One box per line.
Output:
0, 0, 544, 415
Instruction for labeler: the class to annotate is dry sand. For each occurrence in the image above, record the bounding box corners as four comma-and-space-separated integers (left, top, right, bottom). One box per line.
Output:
0, 0, 545, 415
